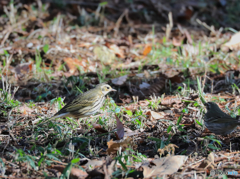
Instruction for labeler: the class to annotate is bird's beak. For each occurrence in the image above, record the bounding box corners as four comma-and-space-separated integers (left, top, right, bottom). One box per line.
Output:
111, 88, 117, 92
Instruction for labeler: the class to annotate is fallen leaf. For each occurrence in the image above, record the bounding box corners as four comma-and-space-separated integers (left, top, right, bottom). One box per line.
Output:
124, 128, 139, 137
124, 103, 138, 111
115, 115, 124, 140
198, 152, 216, 169
182, 44, 199, 56
106, 43, 125, 58
85, 159, 104, 168
223, 32, 240, 50
158, 144, 179, 157
172, 36, 185, 46
139, 82, 151, 89
146, 111, 165, 120
48, 165, 88, 179
114, 61, 141, 70
93, 46, 115, 65
111, 75, 128, 86
63, 58, 89, 74
107, 137, 137, 155
93, 124, 108, 133
119, 94, 131, 104
161, 96, 182, 106
138, 100, 149, 107
169, 74, 184, 83
141, 155, 187, 178
15, 105, 34, 115
143, 44, 152, 56
14, 62, 33, 84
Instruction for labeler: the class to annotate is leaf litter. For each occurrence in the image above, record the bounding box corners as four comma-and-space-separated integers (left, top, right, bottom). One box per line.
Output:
1, 1, 240, 178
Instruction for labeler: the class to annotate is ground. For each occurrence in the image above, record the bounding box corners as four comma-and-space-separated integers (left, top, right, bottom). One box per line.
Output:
0, 0, 240, 178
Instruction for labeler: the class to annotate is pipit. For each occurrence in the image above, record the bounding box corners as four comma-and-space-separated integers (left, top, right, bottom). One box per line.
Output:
48, 83, 116, 121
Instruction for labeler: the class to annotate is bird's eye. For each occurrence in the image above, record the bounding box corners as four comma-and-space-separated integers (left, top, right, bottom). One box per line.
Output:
106, 86, 110, 89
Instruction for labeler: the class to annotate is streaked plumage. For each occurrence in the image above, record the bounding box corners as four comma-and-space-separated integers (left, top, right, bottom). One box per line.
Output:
49, 83, 116, 120
204, 102, 240, 135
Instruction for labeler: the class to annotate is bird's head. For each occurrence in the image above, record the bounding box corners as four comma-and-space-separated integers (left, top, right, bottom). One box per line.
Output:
97, 83, 116, 95
204, 102, 221, 112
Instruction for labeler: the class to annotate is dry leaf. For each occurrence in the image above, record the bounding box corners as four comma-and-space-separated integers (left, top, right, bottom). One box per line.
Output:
198, 152, 216, 169
111, 75, 128, 86
119, 94, 131, 104
63, 57, 88, 74
48, 165, 88, 179
85, 159, 104, 168
223, 32, 240, 50
15, 105, 34, 115
161, 96, 182, 106
141, 155, 187, 178
107, 43, 125, 58
115, 115, 124, 140
139, 82, 150, 89
93, 46, 115, 65
124, 103, 138, 111
143, 44, 152, 56
146, 111, 165, 120
158, 144, 179, 157
138, 100, 149, 107
92, 124, 108, 133
14, 62, 33, 84
182, 44, 199, 56
107, 137, 136, 155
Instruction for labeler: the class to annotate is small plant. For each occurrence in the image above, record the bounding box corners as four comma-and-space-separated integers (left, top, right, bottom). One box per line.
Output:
148, 136, 171, 152
202, 135, 222, 151
0, 76, 20, 117
167, 115, 186, 134
64, 76, 85, 95
113, 148, 146, 178
11, 148, 37, 171
147, 95, 161, 110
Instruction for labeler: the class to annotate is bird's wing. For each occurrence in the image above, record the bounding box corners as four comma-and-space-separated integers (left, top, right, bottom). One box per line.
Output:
55, 89, 101, 115
211, 115, 237, 123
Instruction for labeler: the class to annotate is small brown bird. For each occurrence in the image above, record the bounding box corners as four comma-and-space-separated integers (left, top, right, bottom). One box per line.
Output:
204, 102, 240, 135
48, 83, 116, 121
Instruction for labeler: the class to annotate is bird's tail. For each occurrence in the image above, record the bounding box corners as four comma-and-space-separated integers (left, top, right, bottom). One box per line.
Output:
236, 115, 240, 125
38, 113, 70, 125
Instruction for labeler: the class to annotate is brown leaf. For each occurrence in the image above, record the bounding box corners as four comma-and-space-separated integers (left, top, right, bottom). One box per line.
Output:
141, 155, 187, 178
146, 111, 165, 120
223, 32, 240, 50
169, 73, 184, 83
15, 105, 34, 115
172, 36, 185, 46
63, 57, 89, 74
49, 165, 88, 179
138, 100, 149, 107
115, 115, 124, 140
14, 62, 33, 83
107, 137, 136, 155
124, 128, 139, 137
106, 43, 125, 58
198, 152, 216, 169
93, 124, 108, 133
161, 96, 181, 106
119, 94, 131, 104
124, 103, 138, 111
143, 44, 152, 56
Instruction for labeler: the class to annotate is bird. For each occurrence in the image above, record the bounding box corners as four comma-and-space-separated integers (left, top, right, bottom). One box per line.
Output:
48, 83, 116, 121
204, 102, 240, 135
